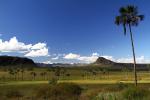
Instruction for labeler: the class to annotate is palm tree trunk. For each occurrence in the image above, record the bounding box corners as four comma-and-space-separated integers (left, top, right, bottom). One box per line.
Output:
129, 23, 137, 86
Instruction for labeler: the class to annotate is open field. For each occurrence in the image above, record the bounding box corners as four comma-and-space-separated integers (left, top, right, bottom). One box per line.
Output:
0, 67, 150, 82
0, 81, 150, 100
0, 67, 149, 99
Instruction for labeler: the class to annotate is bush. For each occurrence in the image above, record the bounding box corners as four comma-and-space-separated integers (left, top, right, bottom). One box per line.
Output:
49, 78, 58, 85
115, 82, 128, 90
122, 87, 149, 100
93, 92, 118, 100
5, 90, 23, 99
36, 83, 82, 100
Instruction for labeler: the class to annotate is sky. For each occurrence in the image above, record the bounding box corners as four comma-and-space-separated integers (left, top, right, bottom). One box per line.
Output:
0, 0, 150, 64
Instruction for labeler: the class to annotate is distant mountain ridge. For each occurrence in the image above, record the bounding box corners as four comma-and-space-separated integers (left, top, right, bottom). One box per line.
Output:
0, 56, 36, 67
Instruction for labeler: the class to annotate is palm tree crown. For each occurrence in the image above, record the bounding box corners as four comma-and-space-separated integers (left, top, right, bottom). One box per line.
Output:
115, 5, 144, 35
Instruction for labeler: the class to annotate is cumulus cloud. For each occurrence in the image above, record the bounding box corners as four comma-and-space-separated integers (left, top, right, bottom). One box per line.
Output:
52, 56, 59, 60
0, 37, 49, 57
25, 47, 49, 57
63, 53, 150, 64
78, 56, 98, 63
43, 60, 52, 64
116, 56, 150, 63
64, 53, 80, 59
101, 55, 114, 61
63, 52, 99, 63
0, 37, 32, 52
31, 43, 46, 50
92, 52, 99, 56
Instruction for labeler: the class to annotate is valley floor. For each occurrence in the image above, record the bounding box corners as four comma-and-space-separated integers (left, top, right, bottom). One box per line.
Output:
0, 67, 150, 99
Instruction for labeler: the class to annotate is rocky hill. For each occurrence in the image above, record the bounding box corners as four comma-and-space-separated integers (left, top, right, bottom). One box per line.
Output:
94, 57, 115, 65
0, 56, 36, 67
93, 57, 149, 70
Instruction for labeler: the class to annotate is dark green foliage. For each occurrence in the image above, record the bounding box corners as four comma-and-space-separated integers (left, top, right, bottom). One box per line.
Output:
115, 82, 128, 90
115, 5, 144, 34
122, 87, 149, 100
5, 90, 23, 99
36, 83, 82, 100
49, 78, 58, 85
55, 66, 61, 77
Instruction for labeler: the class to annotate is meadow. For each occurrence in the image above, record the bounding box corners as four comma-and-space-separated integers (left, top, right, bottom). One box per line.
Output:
0, 66, 150, 99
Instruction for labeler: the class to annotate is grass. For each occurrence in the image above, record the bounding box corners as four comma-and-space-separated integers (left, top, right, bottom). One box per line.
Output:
0, 67, 150, 99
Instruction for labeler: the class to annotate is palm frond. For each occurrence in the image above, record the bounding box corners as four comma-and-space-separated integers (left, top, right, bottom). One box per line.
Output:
138, 15, 144, 21
127, 5, 138, 15
115, 5, 144, 35
119, 7, 127, 15
115, 16, 121, 25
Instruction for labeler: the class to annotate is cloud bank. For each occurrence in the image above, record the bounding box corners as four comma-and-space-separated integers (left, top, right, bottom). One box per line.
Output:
63, 53, 99, 63
63, 53, 150, 64
0, 37, 49, 57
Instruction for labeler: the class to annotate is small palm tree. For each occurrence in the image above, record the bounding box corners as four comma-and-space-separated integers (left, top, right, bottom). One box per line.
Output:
30, 72, 37, 80
8, 68, 14, 80
20, 68, 25, 81
115, 5, 144, 86
40, 72, 47, 80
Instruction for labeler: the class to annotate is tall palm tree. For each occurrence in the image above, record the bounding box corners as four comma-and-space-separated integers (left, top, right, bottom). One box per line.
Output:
115, 5, 144, 86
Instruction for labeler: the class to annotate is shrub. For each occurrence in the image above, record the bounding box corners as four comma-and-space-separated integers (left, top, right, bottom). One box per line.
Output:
122, 87, 149, 100
36, 83, 82, 100
49, 83, 82, 100
93, 92, 118, 100
115, 82, 128, 90
35, 85, 50, 100
49, 78, 58, 85
5, 90, 23, 99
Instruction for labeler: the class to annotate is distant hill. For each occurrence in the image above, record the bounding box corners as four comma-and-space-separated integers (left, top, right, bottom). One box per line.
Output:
94, 57, 116, 65
93, 57, 149, 70
0, 56, 36, 67
36, 57, 150, 71
36, 63, 87, 67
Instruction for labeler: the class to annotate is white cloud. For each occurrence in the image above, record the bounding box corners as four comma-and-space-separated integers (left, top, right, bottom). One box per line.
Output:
92, 52, 99, 56
31, 43, 46, 50
0, 37, 49, 57
52, 56, 59, 60
63, 53, 150, 64
43, 60, 52, 64
78, 56, 98, 63
116, 56, 150, 63
64, 53, 80, 59
101, 55, 114, 61
64, 53, 99, 63
0, 37, 32, 52
25, 47, 49, 57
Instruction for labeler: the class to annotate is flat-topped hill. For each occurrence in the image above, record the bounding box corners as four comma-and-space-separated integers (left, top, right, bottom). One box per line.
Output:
0, 56, 36, 67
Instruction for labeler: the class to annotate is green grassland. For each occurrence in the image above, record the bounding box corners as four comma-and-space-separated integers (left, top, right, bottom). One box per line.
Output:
0, 66, 150, 99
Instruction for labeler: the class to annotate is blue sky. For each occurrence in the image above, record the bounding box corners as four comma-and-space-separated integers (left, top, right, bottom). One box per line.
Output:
0, 0, 150, 63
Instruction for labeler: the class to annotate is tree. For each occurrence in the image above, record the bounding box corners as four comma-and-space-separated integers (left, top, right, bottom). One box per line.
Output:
54, 66, 61, 79
40, 72, 47, 80
30, 72, 37, 80
8, 68, 15, 80
20, 68, 25, 81
115, 5, 144, 86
